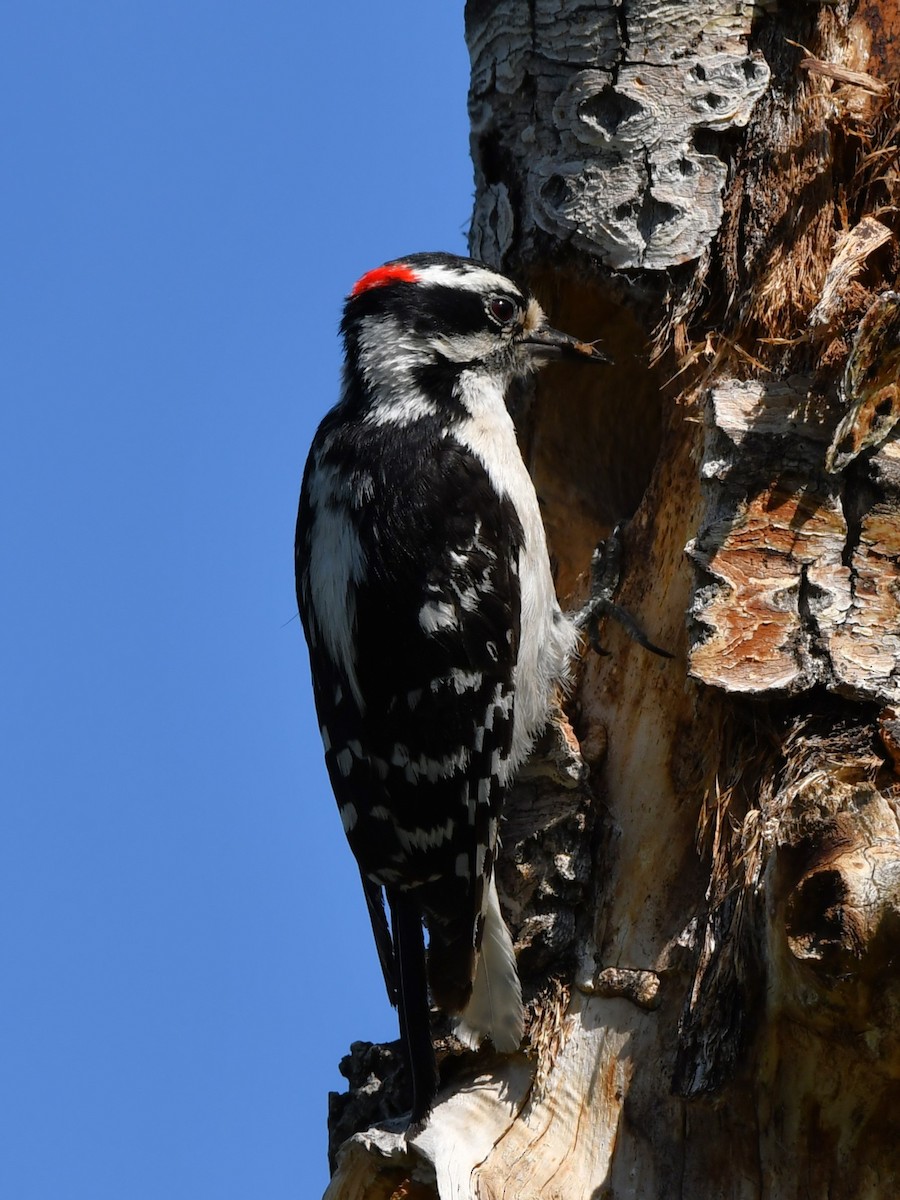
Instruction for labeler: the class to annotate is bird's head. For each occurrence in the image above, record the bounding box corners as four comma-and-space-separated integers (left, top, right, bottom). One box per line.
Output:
340, 253, 607, 412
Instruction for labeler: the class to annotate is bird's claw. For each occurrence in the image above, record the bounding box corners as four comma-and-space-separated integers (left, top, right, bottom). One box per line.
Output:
574, 524, 673, 659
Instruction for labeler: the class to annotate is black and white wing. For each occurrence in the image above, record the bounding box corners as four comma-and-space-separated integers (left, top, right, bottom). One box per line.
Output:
296, 416, 524, 1064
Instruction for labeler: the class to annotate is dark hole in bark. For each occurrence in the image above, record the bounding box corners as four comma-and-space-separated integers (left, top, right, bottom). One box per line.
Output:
523, 270, 667, 595
580, 85, 643, 136
638, 196, 680, 245
541, 174, 570, 209
785, 868, 850, 963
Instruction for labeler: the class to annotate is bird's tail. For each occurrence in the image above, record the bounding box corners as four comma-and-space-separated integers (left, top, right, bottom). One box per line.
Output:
453, 874, 524, 1054
361, 872, 397, 1005
388, 889, 437, 1122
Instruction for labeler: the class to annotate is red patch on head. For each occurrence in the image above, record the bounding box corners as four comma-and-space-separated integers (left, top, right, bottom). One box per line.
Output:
350, 263, 419, 297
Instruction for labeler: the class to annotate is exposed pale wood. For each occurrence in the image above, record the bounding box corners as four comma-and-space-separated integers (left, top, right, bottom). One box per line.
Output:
326, 1061, 533, 1200
799, 55, 889, 95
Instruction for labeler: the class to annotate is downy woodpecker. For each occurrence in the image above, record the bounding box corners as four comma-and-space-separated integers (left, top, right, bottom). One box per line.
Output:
295, 252, 605, 1121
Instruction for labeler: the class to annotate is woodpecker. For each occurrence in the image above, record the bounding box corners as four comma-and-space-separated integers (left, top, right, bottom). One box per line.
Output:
295, 252, 606, 1121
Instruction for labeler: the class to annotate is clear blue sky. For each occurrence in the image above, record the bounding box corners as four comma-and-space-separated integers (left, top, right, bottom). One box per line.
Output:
2, 5, 471, 1196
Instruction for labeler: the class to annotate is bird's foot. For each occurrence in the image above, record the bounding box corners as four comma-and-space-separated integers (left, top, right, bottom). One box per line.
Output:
573, 523, 673, 659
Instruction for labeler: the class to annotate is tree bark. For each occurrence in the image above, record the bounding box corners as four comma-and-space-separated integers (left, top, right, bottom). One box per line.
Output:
326, 3, 900, 1196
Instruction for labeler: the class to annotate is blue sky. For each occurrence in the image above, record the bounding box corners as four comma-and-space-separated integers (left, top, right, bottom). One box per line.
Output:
3, 5, 471, 1196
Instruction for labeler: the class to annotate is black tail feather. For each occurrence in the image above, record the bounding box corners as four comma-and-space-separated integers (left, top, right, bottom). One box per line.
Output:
388, 889, 437, 1123
360, 872, 398, 1006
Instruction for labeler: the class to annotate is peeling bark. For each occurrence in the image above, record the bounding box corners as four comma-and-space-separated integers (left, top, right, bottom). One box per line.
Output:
326, 2, 900, 1196
689, 375, 900, 702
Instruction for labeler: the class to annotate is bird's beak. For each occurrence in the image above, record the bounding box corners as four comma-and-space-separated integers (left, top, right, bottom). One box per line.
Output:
521, 326, 611, 365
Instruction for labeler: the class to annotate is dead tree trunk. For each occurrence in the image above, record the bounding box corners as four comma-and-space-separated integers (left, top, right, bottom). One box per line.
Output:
326, 4, 900, 1196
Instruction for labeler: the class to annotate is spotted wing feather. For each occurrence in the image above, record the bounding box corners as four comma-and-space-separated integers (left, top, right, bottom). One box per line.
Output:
296, 411, 522, 1017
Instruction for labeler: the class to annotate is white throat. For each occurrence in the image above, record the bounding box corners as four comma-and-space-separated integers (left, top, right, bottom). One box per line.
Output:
452, 368, 576, 772
356, 315, 439, 426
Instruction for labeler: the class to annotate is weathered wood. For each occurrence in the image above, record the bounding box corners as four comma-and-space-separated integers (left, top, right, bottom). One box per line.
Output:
689, 375, 900, 702
468, 0, 769, 271
325, 2, 900, 1196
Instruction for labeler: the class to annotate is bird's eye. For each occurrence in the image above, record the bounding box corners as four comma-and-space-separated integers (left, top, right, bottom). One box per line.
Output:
488, 296, 517, 325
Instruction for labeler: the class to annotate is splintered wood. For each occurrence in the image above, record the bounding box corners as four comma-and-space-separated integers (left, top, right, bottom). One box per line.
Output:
326, 1036, 629, 1200
689, 378, 900, 702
